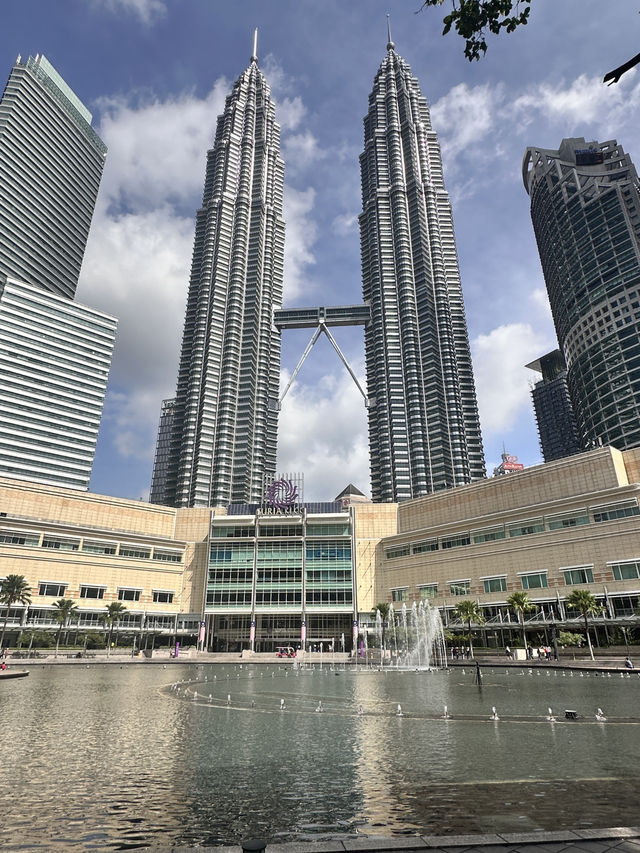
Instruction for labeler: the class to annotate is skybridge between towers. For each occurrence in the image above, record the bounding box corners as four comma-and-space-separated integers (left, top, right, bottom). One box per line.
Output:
273, 304, 371, 410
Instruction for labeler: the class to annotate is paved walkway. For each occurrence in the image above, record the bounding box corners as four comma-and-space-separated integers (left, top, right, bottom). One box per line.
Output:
167, 827, 640, 852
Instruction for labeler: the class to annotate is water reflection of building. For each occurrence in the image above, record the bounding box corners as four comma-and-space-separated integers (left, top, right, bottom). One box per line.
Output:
0, 446, 639, 649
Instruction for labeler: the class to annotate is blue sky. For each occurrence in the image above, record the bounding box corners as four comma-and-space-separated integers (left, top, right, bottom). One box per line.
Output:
2, 0, 640, 502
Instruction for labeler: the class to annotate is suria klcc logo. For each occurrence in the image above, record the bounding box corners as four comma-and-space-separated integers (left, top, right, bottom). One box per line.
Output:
266, 477, 299, 510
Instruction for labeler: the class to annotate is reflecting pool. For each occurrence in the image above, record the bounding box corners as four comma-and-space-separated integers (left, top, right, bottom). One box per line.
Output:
1, 663, 639, 849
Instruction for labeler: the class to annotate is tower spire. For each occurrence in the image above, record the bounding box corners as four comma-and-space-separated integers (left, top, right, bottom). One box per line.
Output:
386, 14, 395, 51
251, 27, 258, 63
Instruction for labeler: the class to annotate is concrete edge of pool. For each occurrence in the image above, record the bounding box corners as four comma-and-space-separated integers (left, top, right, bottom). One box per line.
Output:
164, 825, 640, 852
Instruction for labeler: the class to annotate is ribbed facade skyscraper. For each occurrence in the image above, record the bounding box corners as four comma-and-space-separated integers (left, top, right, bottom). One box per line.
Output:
359, 33, 485, 502
524, 138, 640, 451
157, 38, 285, 508
0, 54, 107, 298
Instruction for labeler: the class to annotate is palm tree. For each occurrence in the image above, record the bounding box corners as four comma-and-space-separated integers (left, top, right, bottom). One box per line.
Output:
453, 599, 485, 658
104, 601, 127, 657
0, 574, 31, 650
52, 598, 78, 658
371, 602, 391, 658
565, 589, 600, 661
506, 591, 535, 649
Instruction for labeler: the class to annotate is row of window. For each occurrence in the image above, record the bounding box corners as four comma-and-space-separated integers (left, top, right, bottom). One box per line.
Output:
211, 522, 350, 539
0, 530, 182, 562
391, 559, 640, 602
205, 590, 353, 607
384, 500, 640, 560
37, 582, 174, 604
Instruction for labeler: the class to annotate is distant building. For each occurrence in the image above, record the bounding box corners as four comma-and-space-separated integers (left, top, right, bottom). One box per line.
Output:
492, 451, 525, 477
360, 30, 485, 501
149, 399, 175, 505
0, 55, 115, 491
0, 54, 107, 298
156, 36, 284, 508
524, 138, 640, 451
526, 349, 581, 462
0, 277, 116, 489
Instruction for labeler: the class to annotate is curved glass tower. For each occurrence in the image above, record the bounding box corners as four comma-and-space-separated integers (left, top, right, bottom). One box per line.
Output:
359, 33, 485, 502
160, 38, 285, 508
524, 138, 640, 450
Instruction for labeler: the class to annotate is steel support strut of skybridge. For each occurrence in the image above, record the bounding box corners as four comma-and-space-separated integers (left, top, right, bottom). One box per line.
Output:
273, 305, 371, 410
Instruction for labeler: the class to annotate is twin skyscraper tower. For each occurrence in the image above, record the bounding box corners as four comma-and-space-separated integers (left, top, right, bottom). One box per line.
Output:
151, 29, 486, 508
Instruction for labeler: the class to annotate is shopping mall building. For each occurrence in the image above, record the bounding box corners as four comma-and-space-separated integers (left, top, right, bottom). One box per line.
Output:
1, 445, 639, 651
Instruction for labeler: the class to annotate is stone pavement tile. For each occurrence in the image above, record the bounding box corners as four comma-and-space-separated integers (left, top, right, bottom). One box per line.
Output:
342, 836, 428, 850
574, 830, 640, 840
266, 842, 346, 853
424, 836, 505, 848
511, 843, 571, 853
500, 833, 579, 844
614, 843, 640, 853
565, 842, 627, 853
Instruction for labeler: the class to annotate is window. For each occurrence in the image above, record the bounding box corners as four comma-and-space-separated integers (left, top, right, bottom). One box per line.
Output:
610, 560, 640, 581
547, 511, 589, 530
508, 519, 544, 538
0, 530, 39, 547
593, 500, 640, 522
412, 540, 438, 554
385, 545, 410, 559
42, 536, 79, 551
418, 584, 438, 600
152, 590, 174, 604
80, 585, 106, 599
563, 567, 594, 585
391, 587, 409, 602
449, 580, 471, 596
118, 588, 141, 602
258, 524, 303, 538
119, 545, 151, 559
306, 523, 350, 536
152, 550, 182, 563
520, 572, 548, 590
441, 534, 470, 550
483, 576, 507, 593
39, 582, 67, 597
473, 527, 506, 544
82, 540, 117, 555
211, 525, 254, 538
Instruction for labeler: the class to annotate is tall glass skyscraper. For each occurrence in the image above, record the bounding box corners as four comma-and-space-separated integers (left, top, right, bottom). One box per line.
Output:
0, 277, 116, 490
156, 38, 285, 508
0, 54, 115, 491
524, 138, 640, 450
0, 54, 107, 298
359, 33, 485, 502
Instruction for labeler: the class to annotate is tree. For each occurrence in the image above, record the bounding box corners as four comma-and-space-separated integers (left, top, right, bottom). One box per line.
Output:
565, 589, 600, 661
52, 598, 78, 658
418, 0, 531, 61
372, 602, 391, 658
453, 599, 485, 657
418, 1, 638, 84
104, 602, 127, 657
0, 574, 31, 650
506, 591, 534, 648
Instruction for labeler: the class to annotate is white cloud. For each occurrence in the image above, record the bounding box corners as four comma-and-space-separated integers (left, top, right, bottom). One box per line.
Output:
96, 80, 229, 211
283, 186, 317, 302
472, 322, 555, 436
331, 212, 358, 236
431, 82, 502, 159
276, 96, 307, 131
277, 366, 370, 501
284, 130, 323, 173
91, 0, 166, 25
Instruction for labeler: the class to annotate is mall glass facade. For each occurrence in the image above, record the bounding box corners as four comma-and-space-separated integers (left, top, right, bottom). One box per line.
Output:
206, 511, 356, 651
